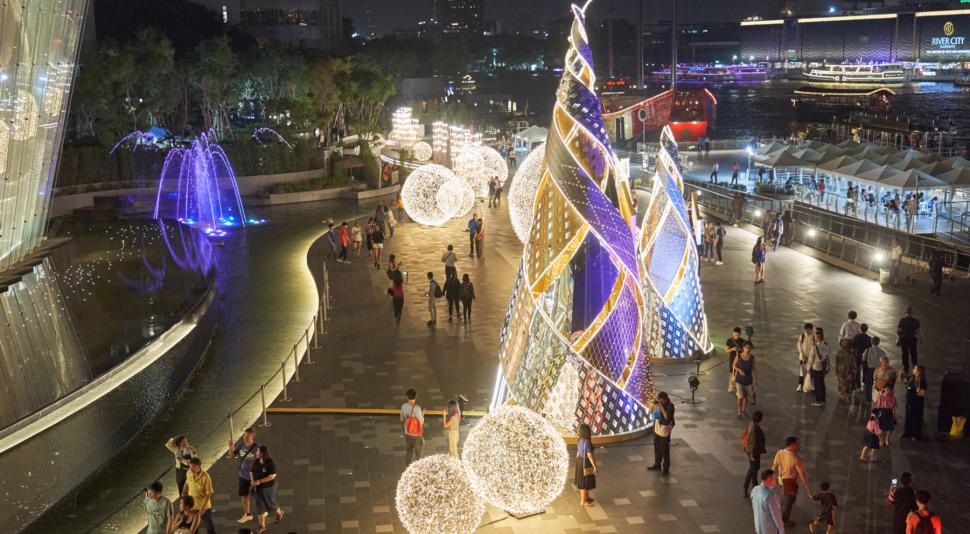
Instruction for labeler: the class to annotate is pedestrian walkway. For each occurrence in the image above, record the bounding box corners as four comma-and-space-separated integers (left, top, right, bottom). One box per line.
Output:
201, 196, 970, 534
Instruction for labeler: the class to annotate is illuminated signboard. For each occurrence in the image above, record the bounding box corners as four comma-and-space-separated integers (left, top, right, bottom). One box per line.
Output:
920, 16, 970, 59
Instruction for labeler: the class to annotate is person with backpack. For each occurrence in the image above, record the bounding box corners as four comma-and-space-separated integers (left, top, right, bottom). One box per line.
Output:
400, 389, 425, 466
808, 328, 831, 407
888, 472, 918, 534
742, 410, 767, 499
425, 272, 441, 326
906, 490, 941, 534
459, 273, 475, 323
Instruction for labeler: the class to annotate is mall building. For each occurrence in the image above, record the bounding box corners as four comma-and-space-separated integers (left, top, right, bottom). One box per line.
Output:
740, 8, 970, 67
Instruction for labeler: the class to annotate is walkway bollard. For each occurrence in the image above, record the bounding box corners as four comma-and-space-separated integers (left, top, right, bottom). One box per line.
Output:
259, 385, 271, 427
310, 323, 320, 351
292, 344, 302, 382
280, 363, 290, 401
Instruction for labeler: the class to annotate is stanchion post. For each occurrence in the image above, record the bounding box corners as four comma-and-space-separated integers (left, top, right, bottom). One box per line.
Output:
259, 386, 271, 427
292, 344, 302, 382
280, 363, 290, 401
311, 322, 320, 351
228, 412, 235, 443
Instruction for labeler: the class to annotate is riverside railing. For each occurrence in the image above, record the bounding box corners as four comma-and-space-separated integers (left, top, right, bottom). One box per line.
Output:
80, 263, 334, 533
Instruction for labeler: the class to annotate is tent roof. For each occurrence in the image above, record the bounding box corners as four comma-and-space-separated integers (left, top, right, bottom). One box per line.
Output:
890, 158, 930, 171
514, 125, 548, 142
791, 147, 826, 163
877, 169, 949, 190
754, 149, 807, 168
915, 160, 952, 176
937, 166, 970, 187
835, 158, 883, 176
757, 141, 787, 155
856, 164, 903, 184
944, 156, 970, 168
817, 155, 859, 172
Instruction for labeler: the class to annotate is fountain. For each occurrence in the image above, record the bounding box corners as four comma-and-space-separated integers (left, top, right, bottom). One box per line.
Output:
152, 131, 259, 234
252, 127, 294, 150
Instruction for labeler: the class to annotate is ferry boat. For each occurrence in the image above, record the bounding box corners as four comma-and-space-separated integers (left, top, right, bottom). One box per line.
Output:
650, 64, 769, 84
804, 63, 906, 84
601, 88, 717, 145
791, 86, 893, 121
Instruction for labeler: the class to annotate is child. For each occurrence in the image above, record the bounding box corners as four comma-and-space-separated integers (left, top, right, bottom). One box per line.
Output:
810, 481, 838, 533
859, 412, 881, 463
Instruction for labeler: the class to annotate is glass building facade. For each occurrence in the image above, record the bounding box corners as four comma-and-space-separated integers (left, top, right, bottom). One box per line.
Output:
0, 0, 88, 271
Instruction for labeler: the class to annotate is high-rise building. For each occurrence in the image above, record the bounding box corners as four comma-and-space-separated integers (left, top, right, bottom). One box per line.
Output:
434, 0, 483, 43
198, 0, 343, 50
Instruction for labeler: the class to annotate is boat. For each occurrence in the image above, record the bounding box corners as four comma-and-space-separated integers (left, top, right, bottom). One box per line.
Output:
650, 64, 769, 84
804, 63, 906, 84
791, 86, 894, 121
602, 88, 717, 145
955, 75, 970, 87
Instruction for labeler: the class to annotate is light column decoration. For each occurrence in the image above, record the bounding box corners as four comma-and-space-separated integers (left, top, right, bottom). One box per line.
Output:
495, 1, 653, 438
390, 107, 413, 146
432, 121, 448, 164
636, 125, 712, 358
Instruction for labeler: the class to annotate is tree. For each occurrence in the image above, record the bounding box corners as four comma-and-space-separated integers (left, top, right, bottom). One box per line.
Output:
336, 62, 395, 138
192, 37, 237, 133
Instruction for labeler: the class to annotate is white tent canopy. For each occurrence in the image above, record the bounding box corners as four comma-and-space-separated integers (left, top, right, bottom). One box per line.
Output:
937, 166, 970, 187
876, 169, 949, 191
514, 126, 548, 150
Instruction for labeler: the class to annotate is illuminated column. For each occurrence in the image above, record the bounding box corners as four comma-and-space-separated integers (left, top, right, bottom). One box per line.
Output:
432, 121, 448, 164
496, 2, 653, 438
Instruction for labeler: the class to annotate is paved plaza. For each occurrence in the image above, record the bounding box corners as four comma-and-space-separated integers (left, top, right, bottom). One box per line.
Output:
194, 196, 970, 534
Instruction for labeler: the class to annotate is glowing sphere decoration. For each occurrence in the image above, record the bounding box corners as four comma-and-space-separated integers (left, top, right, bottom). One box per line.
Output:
441, 177, 475, 218
402, 164, 461, 226
479, 146, 509, 184
507, 143, 546, 243
395, 455, 485, 534
412, 141, 433, 162
462, 405, 568, 515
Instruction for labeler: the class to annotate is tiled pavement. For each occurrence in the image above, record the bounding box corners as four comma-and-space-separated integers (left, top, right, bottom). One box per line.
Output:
202, 196, 970, 533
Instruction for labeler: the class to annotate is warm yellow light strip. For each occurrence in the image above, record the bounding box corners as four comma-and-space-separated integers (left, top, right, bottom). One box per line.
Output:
740, 19, 784, 26
798, 13, 896, 23
915, 9, 970, 17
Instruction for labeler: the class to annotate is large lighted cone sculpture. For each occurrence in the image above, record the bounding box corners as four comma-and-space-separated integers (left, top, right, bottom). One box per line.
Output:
461, 405, 569, 515
396, 455, 485, 534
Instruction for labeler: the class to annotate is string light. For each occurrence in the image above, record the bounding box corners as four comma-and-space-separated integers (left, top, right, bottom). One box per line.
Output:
10, 89, 37, 141
440, 177, 475, 218
401, 164, 462, 226
0, 120, 8, 175
412, 141, 432, 162
396, 455, 485, 534
507, 143, 545, 243
478, 146, 509, 185
455, 147, 486, 197
462, 405, 568, 515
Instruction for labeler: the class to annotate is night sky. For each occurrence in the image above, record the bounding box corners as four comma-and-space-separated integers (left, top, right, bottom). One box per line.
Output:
342, 0, 840, 36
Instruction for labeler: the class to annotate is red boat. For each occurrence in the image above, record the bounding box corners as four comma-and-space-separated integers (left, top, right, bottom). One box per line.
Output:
602, 88, 717, 146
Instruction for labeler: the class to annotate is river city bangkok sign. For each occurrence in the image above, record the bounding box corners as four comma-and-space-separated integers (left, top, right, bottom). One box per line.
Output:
929, 20, 967, 53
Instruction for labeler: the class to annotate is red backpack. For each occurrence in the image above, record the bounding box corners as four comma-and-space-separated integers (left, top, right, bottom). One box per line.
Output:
403, 405, 423, 436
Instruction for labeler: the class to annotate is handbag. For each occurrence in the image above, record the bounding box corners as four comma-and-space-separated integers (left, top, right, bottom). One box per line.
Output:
802, 373, 814, 393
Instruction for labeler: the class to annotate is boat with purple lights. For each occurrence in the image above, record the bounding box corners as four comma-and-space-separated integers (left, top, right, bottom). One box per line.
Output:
651, 64, 769, 84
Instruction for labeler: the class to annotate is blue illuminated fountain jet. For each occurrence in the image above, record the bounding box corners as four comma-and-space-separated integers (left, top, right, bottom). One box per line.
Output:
152, 131, 257, 235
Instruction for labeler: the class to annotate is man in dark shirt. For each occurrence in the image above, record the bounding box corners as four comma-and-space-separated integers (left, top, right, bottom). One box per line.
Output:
888, 471, 918, 534
743, 410, 767, 498
897, 307, 923, 372
852, 323, 872, 391
725, 327, 746, 393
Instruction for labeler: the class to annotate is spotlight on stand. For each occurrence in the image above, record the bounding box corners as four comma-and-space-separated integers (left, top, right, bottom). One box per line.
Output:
744, 325, 755, 342
685, 348, 704, 405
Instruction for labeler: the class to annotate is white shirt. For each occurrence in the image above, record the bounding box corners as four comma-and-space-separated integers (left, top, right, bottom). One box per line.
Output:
839, 319, 860, 342
889, 245, 903, 262
810, 340, 830, 371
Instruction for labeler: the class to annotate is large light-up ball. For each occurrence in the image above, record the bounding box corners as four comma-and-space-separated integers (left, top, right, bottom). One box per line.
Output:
402, 164, 460, 226
462, 405, 568, 515
413, 141, 432, 162
455, 146, 484, 174
441, 177, 475, 218
479, 146, 509, 185
396, 455, 485, 534
507, 143, 546, 243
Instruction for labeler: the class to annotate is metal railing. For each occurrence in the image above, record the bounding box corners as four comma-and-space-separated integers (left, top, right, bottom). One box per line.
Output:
81, 263, 333, 533
686, 182, 970, 278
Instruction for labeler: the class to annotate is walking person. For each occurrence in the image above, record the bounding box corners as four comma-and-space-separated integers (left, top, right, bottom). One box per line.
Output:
444, 272, 461, 322
772, 215, 784, 251
888, 472, 918, 534
443, 399, 461, 458
906, 491, 942, 534
928, 250, 944, 296
742, 410, 767, 499
862, 336, 885, 404
574, 423, 597, 506
726, 326, 746, 393
731, 161, 740, 185
459, 273, 475, 323
365, 218, 375, 257
873, 355, 897, 403
703, 222, 715, 262
441, 244, 458, 280
902, 365, 928, 440
835, 339, 854, 405
467, 214, 480, 257
388, 269, 405, 325
396, 193, 406, 223
400, 389, 425, 465
488, 177, 497, 207
852, 324, 872, 392
170, 495, 201, 534
838, 311, 861, 346
710, 161, 719, 184
733, 341, 757, 418
494, 180, 503, 206
875, 384, 898, 447
144, 481, 171, 534
780, 210, 793, 246
859, 412, 881, 463
808, 328, 830, 407
896, 306, 923, 372
752, 237, 767, 284
889, 238, 903, 286
647, 392, 675, 475
351, 221, 363, 257
250, 445, 284, 533
809, 482, 838, 534
184, 458, 215, 534
772, 436, 812, 528
751, 469, 785, 534
425, 272, 440, 326
226, 427, 260, 524
714, 222, 726, 265
325, 223, 338, 261
371, 223, 386, 269
385, 206, 397, 239
165, 435, 196, 497
796, 323, 815, 392
374, 204, 386, 237
474, 217, 485, 257
337, 222, 351, 263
